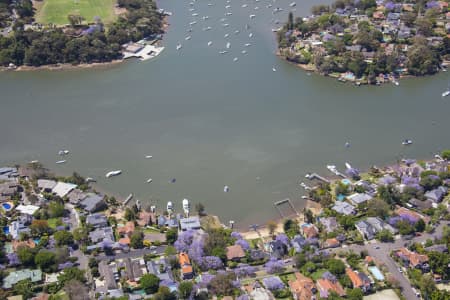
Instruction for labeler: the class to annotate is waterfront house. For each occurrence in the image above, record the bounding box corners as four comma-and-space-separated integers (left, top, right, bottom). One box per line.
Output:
3, 269, 42, 289
86, 213, 108, 228
0, 182, 18, 197
226, 244, 246, 261
345, 268, 371, 293
12, 239, 36, 252
319, 217, 338, 233
137, 211, 155, 227
301, 224, 319, 239
347, 193, 373, 206
332, 201, 355, 215
79, 193, 106, 213
269, 239, 287, 259
37, 179, 56, 193
316, 278, 345, 298
67, 189, 87, 204
424, 244, 448, 253
424, 186, 447, 203
355, 220, 377, 240
395, 248, 430, 272
288, 272, 316, 300
9, 220, 30, 239
179, 216, 201, 231
118, 221, 135, 237
179, 252, 194, 279
52, 182, 77, 198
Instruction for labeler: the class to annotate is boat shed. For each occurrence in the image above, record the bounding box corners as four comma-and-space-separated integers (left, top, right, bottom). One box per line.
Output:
179, 216, 201, 231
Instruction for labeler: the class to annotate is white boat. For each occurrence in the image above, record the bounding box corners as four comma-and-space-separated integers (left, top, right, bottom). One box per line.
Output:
226, 12, 233, 16
55, 160, 66, 164
225, 5, 231, 8
267, 4, 273, 8
58, 150, 70, 155
85, 177, 96, 183
192, 13, 198, 16
189, 8, 195, 11
146, 178, 153, 183
167, 201, 173, 211
402, 139, 413, 145
145, 155, 153, 159
244, 43, 251, 47
272, 28, 279, 32
220, 18, 227, 22
233, 57, 238, 62
207, 3, 213, 6
202, 16, 209, 20
442, 90, 450, 97
176, 44, 182, 50
185, 36, 191, 40
219, 50, 228, 54
242, 4, 247, 7
249, 33, 253, 38
226, 42, 231, 49
394, 80, 399, 86
290, 2, 296, 7
249, 14, 256, 19
273, 7, 283, 12
345, 162, 352, 170
203, 26, 212, 31
106, 170, 122, 178
241, 50, 247, 54
234, 30, 240, 34
224, 185, 230, 192
189, 21, 197, 25
29, 160, 39, 164
207, 41, 213, 46
255, 6, 259, 10
182, 198, 190, 215
272, 67, 276, 72
224, 33, 229, 38
223, 23, 230, 27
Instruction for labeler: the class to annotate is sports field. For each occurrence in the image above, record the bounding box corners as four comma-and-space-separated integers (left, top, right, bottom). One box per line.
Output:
35, 0, 117, 25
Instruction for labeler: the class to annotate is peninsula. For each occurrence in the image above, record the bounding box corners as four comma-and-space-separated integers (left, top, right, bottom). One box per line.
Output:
0, 0, 167, 69
0, 150, 449, 299
277, 0, 450, 84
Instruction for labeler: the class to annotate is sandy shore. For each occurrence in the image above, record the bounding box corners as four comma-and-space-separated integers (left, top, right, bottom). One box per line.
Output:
5, 59, 125, 72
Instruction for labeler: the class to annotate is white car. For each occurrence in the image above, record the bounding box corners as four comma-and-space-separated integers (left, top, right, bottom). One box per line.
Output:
149, 246, 157, 250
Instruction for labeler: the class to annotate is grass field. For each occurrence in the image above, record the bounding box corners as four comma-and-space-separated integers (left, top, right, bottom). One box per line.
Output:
35, 0, 117, 26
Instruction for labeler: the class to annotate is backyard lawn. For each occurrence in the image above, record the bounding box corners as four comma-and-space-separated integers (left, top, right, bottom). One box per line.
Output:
35, 0, 117, 25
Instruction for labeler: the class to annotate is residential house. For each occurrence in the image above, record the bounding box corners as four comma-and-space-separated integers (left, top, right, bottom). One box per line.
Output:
316, 278, 346, 298
269, 239, 287, 259
291, 235, 307, 253
86, 213, 108, 228
226, 244, 246, 261
355, 220, 377, 240
179, 252, 194, 279
37, 179, 57, 192
288, 272, 316, 300
424, 186, 447, 203
99, 261, 118, 290
347, 193, 373, 206
332, 201, 355, 215
301, 224, 319, 239
3, 269, 42, 289
408, 198, 433, 210
12, 239, 36, 252
345, 268, 371, 293
147, 258, 172, 282
118, 221, 135, 237
123, 258, 147, 282
89, 227, 115, 244
179, 216, 201, 231
9, 220, 30, 239
424, 244, 448, 253
365, 217, 397, 234
323, 238, 340, 249
67, 189, 87, 205
395, 206, 430, 223
52, 182, 77, 198
395, 248, 430, 272
137, 211, 155, 227
319, 217, 338, 233
79, 193, 106, 213
0, 182, 18, 197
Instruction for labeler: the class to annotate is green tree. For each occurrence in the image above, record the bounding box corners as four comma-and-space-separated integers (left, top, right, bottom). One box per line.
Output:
441, 150, 450, 160
35, 250, 56, 273
54, 230, 74, 246
165, 228, 178, 245
326, 258, 346, 275
30, 219, 50, 235
13, 279, 34, 299
63, 279, 89, 300
58, 267, 85, 286
283, 219, 299, 238
407, 37, 440, 76
164, 245, 177, 256
207, 272, 236, 296
124, 207, 136, 221
139, 273, 160, 294
304, 209, 314, 224
130, 230, 144, 249
154, 286, 177, 300
415, 219, 426, 232
268, 220, 278, 236
178, 281, 194, 299
347, 288, 364, 300
194, 203, 206, 216
376, 229, 394, 242
48, 201, 65, 218
17, 246, 36, 267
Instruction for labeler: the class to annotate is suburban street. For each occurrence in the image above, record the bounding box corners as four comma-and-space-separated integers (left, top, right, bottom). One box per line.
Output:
95, 245, 167, 261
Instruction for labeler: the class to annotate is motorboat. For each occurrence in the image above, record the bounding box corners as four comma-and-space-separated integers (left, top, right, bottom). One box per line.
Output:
271, 28, 279, 32
185, 36, 191, 40
267, 4, 273, 8
345, 162, 352, 170
224, 33, 229, 38
235, 30, 240, 34
272, 67, 276, 72
170, 178, 176, 183
182, 198, 190, 215
226, 42, 231, 49
106, 170, 122, 178
402, 140, 413, 146
244, 43, 251, 47
189, 21, 197, 25
223, 23, 230, 27
241, 50, 247, 54
226, 12, 233, 16
249, 33, 253, 38
249, 14, 256, 19
147, 178, 153, 183
167, 201, 173, 211
207, 41, 213, 46
204, 26, 212, 31
202, 16, 209, 20
145, 155, 153, 159
85, 177, 96, 183
225, 5, 231, 8
326, 165, 337, 173
219, 50, 228, 54
245, 24, 250, 30
58, 150, 69, 155
29, 160, 39, 164
273, 7, 283, 13
255, 6, 259, 10
233, 57, 238, 62
176, 44, 182, 50
207, 3, 213, 6
442, 90, 450, 97
192, 13, 198, 16
55, 160, 66, 164
242, 4, 247, 7
220, 18, 227, 22
393, 80, 399, 86
345, 142, 350, 148
224, 185, 230, 192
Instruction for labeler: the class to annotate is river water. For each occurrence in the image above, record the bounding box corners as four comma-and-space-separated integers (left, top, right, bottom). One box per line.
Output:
0, 0, 449, 228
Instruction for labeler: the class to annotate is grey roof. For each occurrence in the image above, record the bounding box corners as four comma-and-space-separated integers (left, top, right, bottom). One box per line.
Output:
52, 182, 77, 197
366, 217, 397, 234
332, 201, 355, 215
408, 198, 433, 210
424, 244, 448, 253
2, 269, 42, 289
319, 217, 338, 233
180, 216, 201, 231
86, 213, 108, 228
347, 193, 373, 205
355, 220, 377, 240
67, 189, 87, 204
37, 179, 57, 191
147, 259, 171, 281
424, 186, 447, 203
0, 167, 17, 175
99, 261, 118, 290
123, 258, 146, 282
80, 193, 105, 212
89, 226, 114, 243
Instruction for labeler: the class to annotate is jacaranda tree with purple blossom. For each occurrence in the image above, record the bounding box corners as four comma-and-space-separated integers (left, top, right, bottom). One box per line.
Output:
262, 276, 285, 290
198, 256, 223, 271
7, 253, 19, 266
275, 233, 289, 247
174, 230, 195, 252
264, 257, 285, 274
234, 265, 256, 277
235, 239, 250, 250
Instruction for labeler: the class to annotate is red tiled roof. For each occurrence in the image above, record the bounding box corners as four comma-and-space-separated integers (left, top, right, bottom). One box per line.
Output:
346, 268, 363, 288
226, 244, 246, 260
288, 272, 316, 300
118, 221, 135, 236
316, 278, 346, 297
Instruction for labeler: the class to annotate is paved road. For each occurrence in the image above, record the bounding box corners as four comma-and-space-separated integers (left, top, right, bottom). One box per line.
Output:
95, 245, 167, 261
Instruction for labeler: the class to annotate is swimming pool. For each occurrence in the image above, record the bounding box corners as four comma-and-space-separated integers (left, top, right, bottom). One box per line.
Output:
3, 226, 9, 234
341, 179, 352, 185
1, 202, 12, 211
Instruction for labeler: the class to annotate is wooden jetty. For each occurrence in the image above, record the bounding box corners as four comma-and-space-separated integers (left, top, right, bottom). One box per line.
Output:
123, 193, 133, 206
